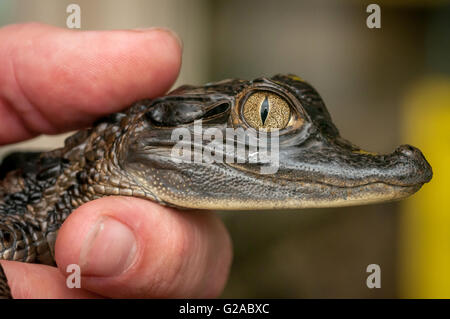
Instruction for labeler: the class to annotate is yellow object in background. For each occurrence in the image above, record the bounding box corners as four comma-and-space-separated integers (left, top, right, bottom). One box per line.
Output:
399, 76, 450, 298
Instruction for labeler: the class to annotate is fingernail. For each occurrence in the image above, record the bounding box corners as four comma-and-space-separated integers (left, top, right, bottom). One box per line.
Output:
133, 27, 183, 51
80, 216, 137, 277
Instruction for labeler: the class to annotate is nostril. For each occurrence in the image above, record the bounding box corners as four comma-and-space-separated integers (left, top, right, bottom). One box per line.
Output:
396, 144, 418, 158
394, 144, 433, 184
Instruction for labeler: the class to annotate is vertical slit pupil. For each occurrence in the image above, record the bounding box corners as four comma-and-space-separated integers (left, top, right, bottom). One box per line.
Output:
260, 96, 269, 125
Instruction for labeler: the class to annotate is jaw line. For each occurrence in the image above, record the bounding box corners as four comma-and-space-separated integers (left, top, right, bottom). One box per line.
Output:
135, 172, 423, 210
226, 162, 423, 189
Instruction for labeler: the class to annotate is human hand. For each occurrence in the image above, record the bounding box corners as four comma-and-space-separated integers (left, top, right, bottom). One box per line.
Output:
0, 23, 232, 298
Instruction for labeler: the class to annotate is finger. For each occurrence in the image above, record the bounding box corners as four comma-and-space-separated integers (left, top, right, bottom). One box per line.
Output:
55, 197, 233, 298
0, 260, 101, 298
0, 23, 182, 144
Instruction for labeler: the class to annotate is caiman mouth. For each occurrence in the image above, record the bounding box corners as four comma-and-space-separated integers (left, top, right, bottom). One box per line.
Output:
252, 144, 431, 207
179, 182, 425, 210
126, 128, 433, 209
261, 144, 433, 188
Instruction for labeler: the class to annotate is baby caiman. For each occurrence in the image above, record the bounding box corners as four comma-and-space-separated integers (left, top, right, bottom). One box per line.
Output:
0, 74, 432, 298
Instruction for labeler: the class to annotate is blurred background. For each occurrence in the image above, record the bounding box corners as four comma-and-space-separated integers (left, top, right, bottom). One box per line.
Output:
0, 0, 449, 298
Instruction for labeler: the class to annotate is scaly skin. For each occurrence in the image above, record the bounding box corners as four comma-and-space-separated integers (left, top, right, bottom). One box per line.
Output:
0, 74, 433, 298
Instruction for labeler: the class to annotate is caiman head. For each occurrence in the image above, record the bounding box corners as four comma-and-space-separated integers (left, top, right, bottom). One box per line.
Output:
85, 74, 432, 210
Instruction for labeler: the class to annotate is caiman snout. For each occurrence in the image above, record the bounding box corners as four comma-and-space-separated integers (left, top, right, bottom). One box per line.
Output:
390, 144, 433, 186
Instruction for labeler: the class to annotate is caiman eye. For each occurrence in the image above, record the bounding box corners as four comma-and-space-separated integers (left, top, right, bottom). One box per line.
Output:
242, 92, 290, 130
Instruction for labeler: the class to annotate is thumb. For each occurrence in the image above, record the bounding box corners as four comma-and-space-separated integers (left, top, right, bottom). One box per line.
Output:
55, 196, 233, 298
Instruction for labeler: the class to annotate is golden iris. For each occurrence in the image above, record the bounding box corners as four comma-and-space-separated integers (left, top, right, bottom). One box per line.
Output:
242, 92, 290, 130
